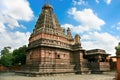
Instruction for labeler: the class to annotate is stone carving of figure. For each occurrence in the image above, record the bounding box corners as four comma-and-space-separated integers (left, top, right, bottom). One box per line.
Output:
67, 27, 72, 38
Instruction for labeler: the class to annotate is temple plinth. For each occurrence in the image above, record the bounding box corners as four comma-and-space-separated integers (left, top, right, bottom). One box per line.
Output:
115, 42, 120, 80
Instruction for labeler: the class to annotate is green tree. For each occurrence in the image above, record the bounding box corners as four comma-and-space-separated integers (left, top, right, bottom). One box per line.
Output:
0, 47, 13, 67
0, 45, 27, 67
1, 47, 11, 55
115, 42, 120, 51
0, 53, 13, 67
12, 45, 27, 65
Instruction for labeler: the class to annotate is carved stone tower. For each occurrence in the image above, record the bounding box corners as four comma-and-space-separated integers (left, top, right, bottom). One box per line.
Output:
22, 3, 87, 76
15, 2, 111, 76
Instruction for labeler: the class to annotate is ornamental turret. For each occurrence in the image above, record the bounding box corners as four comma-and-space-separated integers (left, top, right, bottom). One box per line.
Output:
74, 34, 81, 44
67, 27, 72, 39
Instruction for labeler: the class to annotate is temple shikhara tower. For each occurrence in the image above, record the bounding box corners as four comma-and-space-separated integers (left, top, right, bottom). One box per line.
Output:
26, 3, 86, 74
21, 3, 110, 76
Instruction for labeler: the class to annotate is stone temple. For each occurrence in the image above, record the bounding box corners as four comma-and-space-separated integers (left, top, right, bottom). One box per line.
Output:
21, 3, 110, 76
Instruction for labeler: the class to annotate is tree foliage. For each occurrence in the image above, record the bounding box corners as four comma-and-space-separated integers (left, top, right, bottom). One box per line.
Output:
0, 47, 13, 67
0, 53, 13, 67
12, 45, 27, 65
1, 47, 10, 55
115, 42, 120, 51
0, 45, 27, 67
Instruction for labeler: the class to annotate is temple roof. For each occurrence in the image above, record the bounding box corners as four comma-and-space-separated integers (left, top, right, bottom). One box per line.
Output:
32, 3, 63, 36
30, 3, 74, 40
27, 3, 83, 51
86, 49, 110, 55
75, 34, 81, 38
42, 3, 53, 9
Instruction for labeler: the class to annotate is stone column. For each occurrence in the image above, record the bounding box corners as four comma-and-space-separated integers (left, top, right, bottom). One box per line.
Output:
115, 42, 120, 80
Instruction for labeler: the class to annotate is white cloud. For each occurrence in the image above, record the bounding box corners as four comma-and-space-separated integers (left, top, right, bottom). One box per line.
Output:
0, 22, 6, 32
62, 24, 91, 33
0, 0, 34, 21
62, 22, 119, 55
68, 7, 105, 32
62, 7, 119, 56
0, 14, 19, 29
95, 0, 99, 3
95, 0, 112, 5
0, 0, 34, 50
0, 0, 34, 29
72, 0, 88, 6
116, 22, 120, 30
82, 32, 119, 56
0, 30, 30, 50
104, 0, 112, 5
112, 22, 120, 31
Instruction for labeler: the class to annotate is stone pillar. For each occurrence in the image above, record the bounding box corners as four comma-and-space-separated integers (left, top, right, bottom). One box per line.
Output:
115, 42, 120, 80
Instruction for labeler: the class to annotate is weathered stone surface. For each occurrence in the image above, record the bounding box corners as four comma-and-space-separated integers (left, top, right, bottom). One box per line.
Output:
20, 3, 110, 76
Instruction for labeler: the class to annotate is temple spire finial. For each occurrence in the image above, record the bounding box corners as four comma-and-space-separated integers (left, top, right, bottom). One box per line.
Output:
45, 0, 49, 4
42, 0, 53, 10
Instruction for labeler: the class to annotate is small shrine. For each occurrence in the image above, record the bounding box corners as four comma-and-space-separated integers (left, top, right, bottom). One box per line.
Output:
86, 49, 110, 73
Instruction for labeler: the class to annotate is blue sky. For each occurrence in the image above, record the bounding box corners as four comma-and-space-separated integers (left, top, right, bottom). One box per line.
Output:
0, 0, 120, 56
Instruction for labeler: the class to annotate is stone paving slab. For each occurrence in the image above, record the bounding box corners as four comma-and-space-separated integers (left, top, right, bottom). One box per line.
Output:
0, 72, 115, 80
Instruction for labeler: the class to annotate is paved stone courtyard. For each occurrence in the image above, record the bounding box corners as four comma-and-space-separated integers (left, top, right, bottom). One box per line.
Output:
0, 72, 116, 80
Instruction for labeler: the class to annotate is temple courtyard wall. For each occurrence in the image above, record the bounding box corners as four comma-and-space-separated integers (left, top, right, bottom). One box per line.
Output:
0, 72, 115, 80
